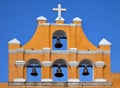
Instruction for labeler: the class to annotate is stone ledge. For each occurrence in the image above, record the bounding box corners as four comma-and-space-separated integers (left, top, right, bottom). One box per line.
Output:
8, 82, 112, 86
15, 60, 25, 66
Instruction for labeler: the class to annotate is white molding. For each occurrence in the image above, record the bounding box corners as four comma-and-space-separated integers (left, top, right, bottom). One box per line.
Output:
69, 48, 77, 54
8, 38, 21, 44
73, 17, 82, 22
14, 78, 26, 82
78, 50, 97, 54
69, 61, 79, 67
42, 61, 52, 67
41, 78, 53, 82
43, 48, 51, 53
95, 61, 105, 67
68, 79, 80, 82
16, 48, 24, 52
37, 16, 47, 21
99, 38, 111, 46
52, 50, 68, 54
9, 50, 17, 53
69, 24, 76, 26
15, 60, 25, 66
94, 79, 107, 82
25, 50, 43, 54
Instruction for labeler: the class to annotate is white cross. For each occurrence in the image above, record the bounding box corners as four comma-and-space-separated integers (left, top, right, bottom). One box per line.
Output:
53, 4, 66, 19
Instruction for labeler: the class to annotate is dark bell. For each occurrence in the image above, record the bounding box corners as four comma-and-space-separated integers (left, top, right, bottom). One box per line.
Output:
31, 66, 38, 76
54, 37, 63, 48
55, 66, 64, 77
82, 65, 89, 76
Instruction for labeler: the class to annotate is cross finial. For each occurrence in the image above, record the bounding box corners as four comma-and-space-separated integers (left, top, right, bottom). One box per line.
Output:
53, 4, 66, 19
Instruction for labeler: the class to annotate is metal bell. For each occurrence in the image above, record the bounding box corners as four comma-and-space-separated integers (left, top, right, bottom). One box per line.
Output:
55, 66, 64, 77
54, 37, 63, 48
31, 66, 38, 76
82, 65, 89, 76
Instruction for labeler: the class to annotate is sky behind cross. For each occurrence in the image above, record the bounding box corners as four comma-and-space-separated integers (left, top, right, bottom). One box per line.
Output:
0, 0, 120, 82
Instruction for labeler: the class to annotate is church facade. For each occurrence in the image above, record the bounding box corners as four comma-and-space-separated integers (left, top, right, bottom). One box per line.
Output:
0, 4, 120, 88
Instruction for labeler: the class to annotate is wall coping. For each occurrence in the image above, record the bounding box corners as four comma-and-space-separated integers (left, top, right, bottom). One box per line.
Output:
8, 82, 112, 86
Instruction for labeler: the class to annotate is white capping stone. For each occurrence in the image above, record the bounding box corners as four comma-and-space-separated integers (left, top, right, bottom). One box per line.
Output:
73, 17, 82, 22
95, 61, 105, 67
14, 78, 26, 82
94, 79, 107, 82
37, 16, 47, 21
8, 38, 21, 44
68, 79, 80, 82
55, 17, 65, 21
69, 48, 77, 53
41, 78, 53, 82
43, 48, 51, 53
42, 61, 52, 67
69, 61, 79, 67
99, 38, 111, 46
15, 60, 25, 66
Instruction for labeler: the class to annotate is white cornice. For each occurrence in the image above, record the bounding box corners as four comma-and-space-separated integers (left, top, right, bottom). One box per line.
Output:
9, 49, 110, 54
52, 50, 68, 54
41, 78, 53, 82
15, 60, 25, 66
14, 78, 26, 82
95, 61, 105, 67
94, 79, 107, 82
69, 61, 79, 67
68, 79, 80, 82
42, 61, 52, 67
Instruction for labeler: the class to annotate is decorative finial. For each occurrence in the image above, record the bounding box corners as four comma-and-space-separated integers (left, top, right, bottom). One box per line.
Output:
53, 4, 66, 20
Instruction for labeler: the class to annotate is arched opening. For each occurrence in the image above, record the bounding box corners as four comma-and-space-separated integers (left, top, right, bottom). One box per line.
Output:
52, 59, 68, 82
52, 30, 67, 50
26, 59, 41, 82
78, 59, 93, 82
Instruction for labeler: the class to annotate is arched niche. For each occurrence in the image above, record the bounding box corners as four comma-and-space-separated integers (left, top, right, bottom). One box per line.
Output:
78, 59, 93, 82
26, 59, 41, 82
52, 59, 68, 82
52, 30, 67, 50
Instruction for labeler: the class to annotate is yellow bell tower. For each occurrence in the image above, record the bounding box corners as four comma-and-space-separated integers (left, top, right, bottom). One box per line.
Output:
0, 4, 119, 88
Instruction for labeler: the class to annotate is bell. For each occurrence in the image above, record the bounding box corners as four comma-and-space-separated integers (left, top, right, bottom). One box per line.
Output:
55, 66, 64, 77
31, 66, 38, 76
54, 37, 63, 48
82, 65, 89, 76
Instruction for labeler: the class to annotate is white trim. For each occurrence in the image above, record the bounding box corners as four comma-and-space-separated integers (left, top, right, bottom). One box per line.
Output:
95, 61, 105, 67
41, 78, 53, 82
15, 60, 25, 66
52, 50, 68, 54
99, 38, 111, 46
13, 78, 26, 82
68, 79, 80, 82
43, 48, 51, 53
55, 17, 64, 21
8, 38, 21, 44
69, 61, 79, 67
69, 24, 76, 26
16, 48, 24, 52
37, 16, 47, 21
94, 79, 107, 82
25, 50, 43, 54
73, 17, 82, 22
78, 50, 97, 54
69, 48, 77, 53
42, 61, 52, 67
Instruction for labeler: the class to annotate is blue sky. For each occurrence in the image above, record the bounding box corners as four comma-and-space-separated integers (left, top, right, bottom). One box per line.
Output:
0, 0, 120, 82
